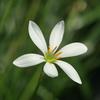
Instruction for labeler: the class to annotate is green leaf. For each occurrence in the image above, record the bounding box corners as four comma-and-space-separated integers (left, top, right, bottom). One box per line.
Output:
19, 66, 43, 100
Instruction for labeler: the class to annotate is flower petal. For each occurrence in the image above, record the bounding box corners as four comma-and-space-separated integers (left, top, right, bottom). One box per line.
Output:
59, 42, 88, 58
49, 20, 64, 52
43, 63, 58, 78
13, 54, 45, 67
29, 21, 47, 54
55, 60, 82, 84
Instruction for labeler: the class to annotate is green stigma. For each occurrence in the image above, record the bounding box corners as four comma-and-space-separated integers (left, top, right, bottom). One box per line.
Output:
44, 52, 56, 63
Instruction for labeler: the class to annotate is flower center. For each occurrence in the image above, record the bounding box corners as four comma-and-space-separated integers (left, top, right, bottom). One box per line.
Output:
44, 52, 56, 63
44, 47, 62, 63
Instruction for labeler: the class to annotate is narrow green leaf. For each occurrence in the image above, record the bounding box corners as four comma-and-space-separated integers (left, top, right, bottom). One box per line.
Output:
19, 66, 43, 100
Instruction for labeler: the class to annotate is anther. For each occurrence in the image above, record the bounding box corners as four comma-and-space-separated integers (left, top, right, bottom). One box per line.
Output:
52, 46, 57, 53
55, 51, 62, 57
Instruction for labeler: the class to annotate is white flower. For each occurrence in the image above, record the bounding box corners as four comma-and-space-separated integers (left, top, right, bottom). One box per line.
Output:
13, 20, 88, 84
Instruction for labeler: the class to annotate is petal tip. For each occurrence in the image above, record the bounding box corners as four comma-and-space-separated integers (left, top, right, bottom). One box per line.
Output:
13, 60, 15, 65
60, 20, 64, 25
13, 60, 21, 67
29, 20, 32, 23
29, 20, 35, 26
13, 60, 18, 66
78, 80, 82, 85
29, 21, 33, 28
85, 45, 88, 52
75, 78, 82, 85
51, 74, 58, 78
55, 72, 58, 77
44, 70, 59, 78
13, 58, 26, 68
77, 43, 88, 52
81, 43, 88, 53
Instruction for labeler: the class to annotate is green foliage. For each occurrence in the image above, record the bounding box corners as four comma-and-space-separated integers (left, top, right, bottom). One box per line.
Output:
0, 0, 100, 100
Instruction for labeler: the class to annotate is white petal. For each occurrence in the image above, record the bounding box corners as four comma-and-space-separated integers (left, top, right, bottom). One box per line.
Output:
55, 60, 82, 84
29, 21, 47, 54
43, 63, 58, 78
13, 54, 45, 67
49, 20, 64, 52
59, 42, 88, 58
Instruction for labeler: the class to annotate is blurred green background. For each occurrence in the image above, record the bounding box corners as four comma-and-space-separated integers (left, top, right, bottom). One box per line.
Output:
0, 0, 100, 100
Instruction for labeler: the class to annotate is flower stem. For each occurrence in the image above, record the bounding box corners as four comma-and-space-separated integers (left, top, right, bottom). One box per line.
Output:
19, 66, 43, 100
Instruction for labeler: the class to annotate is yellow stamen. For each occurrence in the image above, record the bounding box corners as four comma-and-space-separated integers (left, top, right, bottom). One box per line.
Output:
48, 47, 51, 53
55, 51, 62, 57
56, 57, 61, 60
52, 46, 57, 53
48, 46, 57, 53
